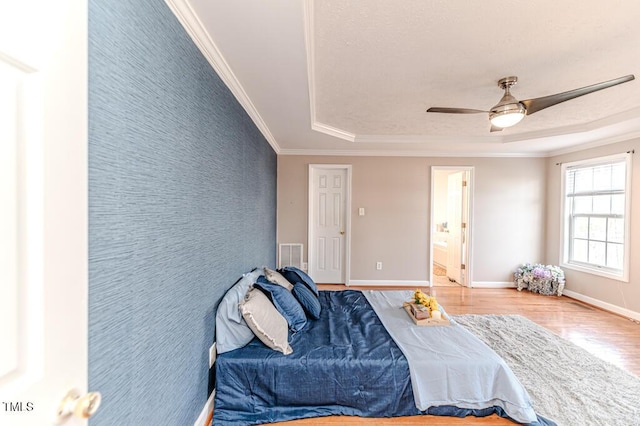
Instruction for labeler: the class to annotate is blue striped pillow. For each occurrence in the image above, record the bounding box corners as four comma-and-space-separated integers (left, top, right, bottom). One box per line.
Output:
279, 266, 319, 296
254, 276, 307, 333
292, 282, 321, 320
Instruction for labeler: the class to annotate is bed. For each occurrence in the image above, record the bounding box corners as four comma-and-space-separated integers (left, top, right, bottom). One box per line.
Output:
213, 286, 554, 425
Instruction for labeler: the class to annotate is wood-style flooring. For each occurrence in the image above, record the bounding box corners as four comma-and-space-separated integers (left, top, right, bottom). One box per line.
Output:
275, 285, 640, 425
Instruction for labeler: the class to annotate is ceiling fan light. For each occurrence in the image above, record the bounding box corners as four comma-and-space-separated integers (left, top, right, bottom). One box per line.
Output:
489, 103, 526, 128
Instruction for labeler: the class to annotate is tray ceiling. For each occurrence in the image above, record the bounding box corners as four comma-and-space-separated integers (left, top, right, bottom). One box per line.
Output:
172, 0, 640, 156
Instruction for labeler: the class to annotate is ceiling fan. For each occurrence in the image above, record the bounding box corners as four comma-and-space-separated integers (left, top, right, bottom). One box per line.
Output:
427, 74, 635, 132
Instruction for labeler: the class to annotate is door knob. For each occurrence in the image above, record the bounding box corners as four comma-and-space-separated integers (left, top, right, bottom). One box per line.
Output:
340, 231, 345, 235
56, 389, 101, 422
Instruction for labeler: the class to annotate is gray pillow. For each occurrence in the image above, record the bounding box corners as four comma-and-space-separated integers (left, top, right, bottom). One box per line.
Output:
264, 266, 293, 290
240, 288, 293, 355
254, 276, 307, 332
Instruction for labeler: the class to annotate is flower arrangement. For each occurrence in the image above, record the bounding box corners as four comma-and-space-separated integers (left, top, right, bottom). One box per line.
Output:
403, 289, 446, 323
413, 289, 439, 314
514, 263, 565, 296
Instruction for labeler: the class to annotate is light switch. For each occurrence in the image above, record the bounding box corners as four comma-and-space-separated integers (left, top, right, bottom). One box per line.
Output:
358, 207, 365, 216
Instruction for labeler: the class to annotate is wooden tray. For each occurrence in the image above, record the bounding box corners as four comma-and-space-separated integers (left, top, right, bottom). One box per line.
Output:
402, 303, 451, 326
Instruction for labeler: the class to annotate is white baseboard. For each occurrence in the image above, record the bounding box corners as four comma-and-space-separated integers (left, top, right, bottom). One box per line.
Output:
348, 280, 519, 288
470, 281, 516, 288
562, 289, 640, 322
194, 391, 215, 426
348, 280, 428, 287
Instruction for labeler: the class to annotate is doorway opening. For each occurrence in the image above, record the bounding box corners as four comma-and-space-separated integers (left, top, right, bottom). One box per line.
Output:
430, 167, 473, 287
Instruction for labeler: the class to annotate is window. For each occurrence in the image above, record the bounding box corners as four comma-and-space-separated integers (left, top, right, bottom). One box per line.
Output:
561, 153, 631, 281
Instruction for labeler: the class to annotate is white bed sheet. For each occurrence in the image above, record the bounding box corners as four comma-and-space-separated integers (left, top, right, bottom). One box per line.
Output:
364, 290, 537, 424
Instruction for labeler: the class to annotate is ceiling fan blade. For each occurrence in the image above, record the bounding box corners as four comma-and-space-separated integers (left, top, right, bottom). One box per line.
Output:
490, 125, 503, 133
521, 74, 635, 115
427, 107, 487, 114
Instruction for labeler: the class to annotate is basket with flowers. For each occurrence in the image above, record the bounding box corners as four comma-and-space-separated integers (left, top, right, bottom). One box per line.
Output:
402, 289, 449, 326
514, 263, 565, 296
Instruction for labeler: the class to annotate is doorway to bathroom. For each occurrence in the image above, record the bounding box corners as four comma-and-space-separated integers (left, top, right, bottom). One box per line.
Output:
430, 167, 473, 287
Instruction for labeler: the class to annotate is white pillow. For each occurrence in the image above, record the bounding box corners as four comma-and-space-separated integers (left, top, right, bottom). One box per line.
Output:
215, 268, 263, 354
264, 266, 293, 290
240, 288, 293, 355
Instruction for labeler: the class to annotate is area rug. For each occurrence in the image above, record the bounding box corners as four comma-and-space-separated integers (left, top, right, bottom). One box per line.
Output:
453, 314, 640, 426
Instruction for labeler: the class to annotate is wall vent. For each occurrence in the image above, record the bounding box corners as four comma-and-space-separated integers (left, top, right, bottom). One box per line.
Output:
278, 243, 303, 269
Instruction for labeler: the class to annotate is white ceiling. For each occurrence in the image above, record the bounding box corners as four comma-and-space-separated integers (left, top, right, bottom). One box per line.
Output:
169, 0, 640, 157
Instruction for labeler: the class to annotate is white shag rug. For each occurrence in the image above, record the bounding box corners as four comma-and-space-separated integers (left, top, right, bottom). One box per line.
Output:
453, 314, 640, 426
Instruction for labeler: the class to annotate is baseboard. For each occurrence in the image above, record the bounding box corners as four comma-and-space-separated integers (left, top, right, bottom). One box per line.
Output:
562, 289, 640, 322
194, 391, 215, 426
348, 280, 518, 288
470, 281, 516, 288
348, 280, 428, 287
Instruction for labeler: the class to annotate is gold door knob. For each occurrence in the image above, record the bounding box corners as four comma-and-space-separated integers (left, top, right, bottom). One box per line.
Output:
57, 389, 102, 421
340, 231, 345, 235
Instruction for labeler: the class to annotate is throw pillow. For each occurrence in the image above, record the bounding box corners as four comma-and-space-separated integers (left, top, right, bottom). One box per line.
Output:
254, 276, 307, 333
264, 266, 293, 290
292, 282, 321, 320
240, 288, 293, 355
279, 266, 319, 296
215, 268, 263, 354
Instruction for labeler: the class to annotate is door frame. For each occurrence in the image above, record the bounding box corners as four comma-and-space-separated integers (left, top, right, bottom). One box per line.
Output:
429, 166, 474, 288
0, 0, 88, 422
308, 164, 352, 285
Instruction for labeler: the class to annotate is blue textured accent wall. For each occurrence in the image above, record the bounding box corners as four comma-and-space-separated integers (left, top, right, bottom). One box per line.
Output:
88, 0, 276, 424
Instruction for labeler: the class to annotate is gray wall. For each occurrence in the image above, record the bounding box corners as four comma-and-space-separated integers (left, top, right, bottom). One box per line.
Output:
278, 156, 546, 284
88, 0, 276, 424
546, 139, 640, 314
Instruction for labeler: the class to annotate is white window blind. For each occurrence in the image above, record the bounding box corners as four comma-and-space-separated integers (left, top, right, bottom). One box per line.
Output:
561, 153, 631, 280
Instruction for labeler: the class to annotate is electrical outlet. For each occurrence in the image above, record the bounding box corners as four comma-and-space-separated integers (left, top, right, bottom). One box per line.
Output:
302, 262, 308, 270
376, 261, 383, 270
209, 342, 217, 368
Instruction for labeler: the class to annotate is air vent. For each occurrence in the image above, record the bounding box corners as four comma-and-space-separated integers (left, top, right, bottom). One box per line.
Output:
278, 243, 303, 269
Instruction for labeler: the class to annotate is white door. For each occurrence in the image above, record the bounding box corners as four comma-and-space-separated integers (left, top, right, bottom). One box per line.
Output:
446, 172, 463, 284
0, 1, 91, 425
460, 171, 470, 285
309, 166, 350, 284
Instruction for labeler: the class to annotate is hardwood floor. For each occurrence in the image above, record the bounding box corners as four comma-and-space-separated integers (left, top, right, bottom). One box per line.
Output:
275, 285, 640, 425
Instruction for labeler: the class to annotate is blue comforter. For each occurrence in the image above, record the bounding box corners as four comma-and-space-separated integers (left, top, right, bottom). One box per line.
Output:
213, 290, 554, 425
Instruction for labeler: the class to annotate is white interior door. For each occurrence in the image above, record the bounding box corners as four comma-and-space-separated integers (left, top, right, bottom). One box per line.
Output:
446, 172, 463, 284
309, 165, 350, 284
0, 1, 90, 425
460, 171, 470, 284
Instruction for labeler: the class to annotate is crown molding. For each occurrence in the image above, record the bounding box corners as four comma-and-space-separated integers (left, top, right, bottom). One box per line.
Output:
547, 129, 640, 157
354, 134, 497, 144
278, 148, 547, 158
164, 0, 280, 154
303, 0, 318, 136
303, 0, 355, 143
309, 112, 640, 150
311, 122, 356, 141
